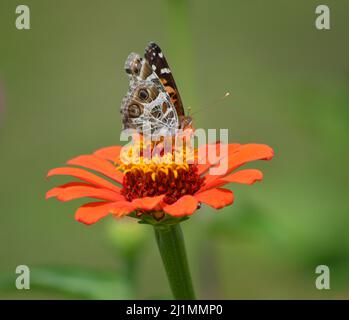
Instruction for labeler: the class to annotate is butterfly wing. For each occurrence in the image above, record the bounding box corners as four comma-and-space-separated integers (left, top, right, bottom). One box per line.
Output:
121, 51, 179, 136
144, 42, 185, 118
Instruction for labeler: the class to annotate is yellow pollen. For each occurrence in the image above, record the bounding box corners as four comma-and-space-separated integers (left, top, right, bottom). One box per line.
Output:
117, 140, 198, 181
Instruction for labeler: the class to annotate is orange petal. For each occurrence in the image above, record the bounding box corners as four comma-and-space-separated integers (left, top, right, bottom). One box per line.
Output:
197, 143, 240, 175
224, 144, 274, 173
56, 185, 124, 202
132, 195, 165, 211
163, 195, 198, 217
93, 146, 122, 163
201, 169, 263, 191
197, 142, 221, 175
47, 167, 121, 193
109, 201, 136, 218
67, 154, 123, 184
75, 202, 114, 225
195, 188, 234, 209
46, 182, 88, 199
203, 144, 273, 186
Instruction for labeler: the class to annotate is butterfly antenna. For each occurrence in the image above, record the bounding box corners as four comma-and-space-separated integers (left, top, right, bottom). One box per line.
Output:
189, 92, 230, 116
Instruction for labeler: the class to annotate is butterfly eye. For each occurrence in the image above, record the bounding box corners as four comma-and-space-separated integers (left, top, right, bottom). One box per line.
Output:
128, 104, 142, 118
138, 89, 149, 101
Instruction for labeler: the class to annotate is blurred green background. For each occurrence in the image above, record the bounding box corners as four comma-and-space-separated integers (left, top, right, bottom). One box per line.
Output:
0, 0, 348, 299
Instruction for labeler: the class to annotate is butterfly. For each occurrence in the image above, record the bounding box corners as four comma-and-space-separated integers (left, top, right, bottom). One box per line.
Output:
120, 42, 192, 138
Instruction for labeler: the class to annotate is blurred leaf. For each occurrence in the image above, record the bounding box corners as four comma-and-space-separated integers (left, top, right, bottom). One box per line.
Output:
0, 266, 133, 299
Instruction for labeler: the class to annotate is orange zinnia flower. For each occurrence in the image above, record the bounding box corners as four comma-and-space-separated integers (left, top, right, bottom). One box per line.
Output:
46, 140, 274, 225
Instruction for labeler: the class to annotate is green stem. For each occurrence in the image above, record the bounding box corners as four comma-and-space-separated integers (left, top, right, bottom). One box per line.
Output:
154, 223, 196, 300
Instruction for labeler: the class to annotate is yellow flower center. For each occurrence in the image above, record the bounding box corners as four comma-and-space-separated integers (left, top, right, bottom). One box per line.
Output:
117, 139, 203, 204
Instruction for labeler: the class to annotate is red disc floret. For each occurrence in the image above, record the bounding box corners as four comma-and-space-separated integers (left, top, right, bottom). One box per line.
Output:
122, 164, 204, 204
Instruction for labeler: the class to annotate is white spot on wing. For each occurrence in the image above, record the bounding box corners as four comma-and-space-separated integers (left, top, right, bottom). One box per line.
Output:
158, 52, 163, 58
161, 68, 171, 74
147, 73, 157, 81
